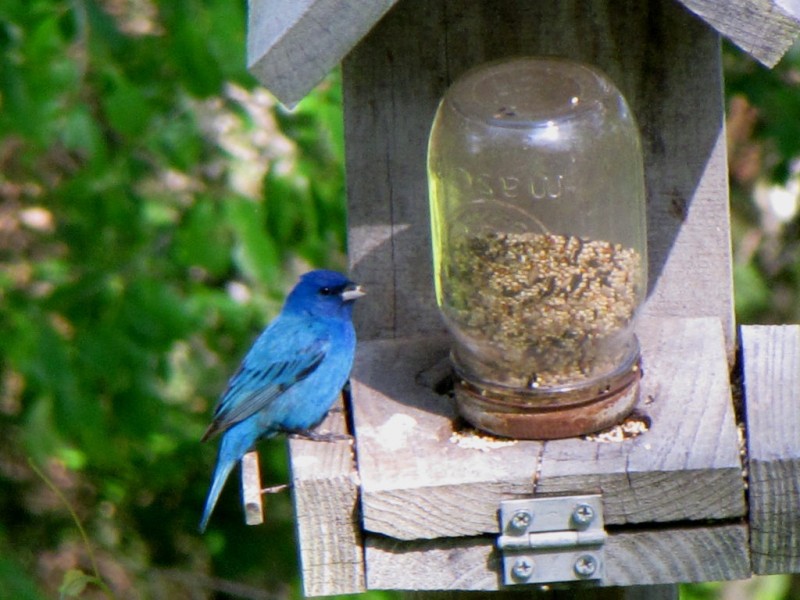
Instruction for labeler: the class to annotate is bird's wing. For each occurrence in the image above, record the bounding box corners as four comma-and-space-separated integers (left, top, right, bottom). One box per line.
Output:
201, 319, 331, 441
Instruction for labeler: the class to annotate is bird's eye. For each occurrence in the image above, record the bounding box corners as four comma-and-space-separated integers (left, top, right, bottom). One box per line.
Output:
319, 287, 333, 296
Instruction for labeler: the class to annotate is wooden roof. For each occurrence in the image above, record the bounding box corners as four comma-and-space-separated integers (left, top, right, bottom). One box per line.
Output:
248, 0, 800, 106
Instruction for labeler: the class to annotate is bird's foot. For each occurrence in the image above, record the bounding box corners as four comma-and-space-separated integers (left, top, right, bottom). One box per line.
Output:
290, 430, 353, 443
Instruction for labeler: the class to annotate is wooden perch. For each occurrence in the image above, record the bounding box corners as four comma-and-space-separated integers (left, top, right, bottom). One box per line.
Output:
240, 452, 294, 527
241, 451, 264, 526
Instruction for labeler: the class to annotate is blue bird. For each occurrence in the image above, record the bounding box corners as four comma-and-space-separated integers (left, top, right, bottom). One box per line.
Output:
199, 270, 364, 533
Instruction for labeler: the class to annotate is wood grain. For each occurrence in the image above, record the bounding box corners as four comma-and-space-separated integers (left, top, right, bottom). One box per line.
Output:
247, 0, 397, 107
246, 1, 800, 106
536, 317, 745, 525
288, 398, 365, 596
676, 0, 800, 67
343, 0, 736, 362
350, 317, 745, 542
741, 325, 800, 575
241, 451, 264, 526
350, 335, 538, 539
365, 523, 749, 590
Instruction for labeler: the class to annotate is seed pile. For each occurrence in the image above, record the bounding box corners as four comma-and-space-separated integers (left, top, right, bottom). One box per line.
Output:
443, 232, 643, 387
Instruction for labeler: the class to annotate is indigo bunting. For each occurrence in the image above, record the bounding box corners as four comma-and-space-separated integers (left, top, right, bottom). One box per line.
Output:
199, 270, 364, 532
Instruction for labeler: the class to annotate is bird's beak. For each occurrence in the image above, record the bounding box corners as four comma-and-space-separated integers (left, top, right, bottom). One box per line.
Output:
341, 284, 366, 302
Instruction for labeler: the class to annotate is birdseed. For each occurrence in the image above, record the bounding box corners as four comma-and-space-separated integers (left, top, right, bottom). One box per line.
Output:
441, 232, 643, 387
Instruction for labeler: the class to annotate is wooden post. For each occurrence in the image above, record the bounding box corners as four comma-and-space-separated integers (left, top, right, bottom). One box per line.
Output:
287, 398, 365, 596
741, 325, 800, 574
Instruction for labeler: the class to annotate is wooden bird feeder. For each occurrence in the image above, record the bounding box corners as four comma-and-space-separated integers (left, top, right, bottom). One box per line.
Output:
247, 1, 800, 597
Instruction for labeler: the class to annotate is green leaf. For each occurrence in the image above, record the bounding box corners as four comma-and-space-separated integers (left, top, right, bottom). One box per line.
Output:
147, 112, 204, 171
59, 107, 107, 163
102, 72, 152, 138
0, 553, 46, 600
58, 569, 94, 598
173, 199, 233, 277
226, 198, 281, 287
121, 279, 194, 347
56, 445, 88, 471
162, 3, 223, 97
733, 261, 771, 322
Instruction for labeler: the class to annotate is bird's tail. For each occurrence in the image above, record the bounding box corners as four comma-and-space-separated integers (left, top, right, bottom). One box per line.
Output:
199, 420, 263, 533
198, 452, 237, 533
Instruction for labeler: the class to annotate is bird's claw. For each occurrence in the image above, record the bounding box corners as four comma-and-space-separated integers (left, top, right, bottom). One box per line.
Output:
290, 430, 353, 443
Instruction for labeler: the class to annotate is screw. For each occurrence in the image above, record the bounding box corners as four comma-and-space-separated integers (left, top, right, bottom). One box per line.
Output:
574, 554, 598, 578
508, 510, 532, 533
511, 557, 534, 581
572, 503, 595, 527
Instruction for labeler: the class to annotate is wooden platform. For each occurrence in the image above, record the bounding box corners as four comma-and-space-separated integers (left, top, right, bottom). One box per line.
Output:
284, 318, 800, 596
351, 318, 744, 543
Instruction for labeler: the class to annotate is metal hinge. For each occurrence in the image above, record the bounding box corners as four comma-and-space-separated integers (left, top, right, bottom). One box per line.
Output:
498, 494, 606, 586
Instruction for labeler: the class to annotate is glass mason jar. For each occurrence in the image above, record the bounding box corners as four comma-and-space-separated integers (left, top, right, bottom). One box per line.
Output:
428, 57, 647, 439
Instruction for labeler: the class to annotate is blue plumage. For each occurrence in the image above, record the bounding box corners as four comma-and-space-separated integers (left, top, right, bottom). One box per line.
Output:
199, 270, 364, 533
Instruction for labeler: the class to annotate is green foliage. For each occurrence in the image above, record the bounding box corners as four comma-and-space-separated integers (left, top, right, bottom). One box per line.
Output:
29, 458, 110, 598
681, 582, 723, 600
726, 41, 800, 325
0, 547, 45, 600
726, 43, 800, 183
683, 576, 792, 600
0, 0, 351, 597
734, 261, 772, 322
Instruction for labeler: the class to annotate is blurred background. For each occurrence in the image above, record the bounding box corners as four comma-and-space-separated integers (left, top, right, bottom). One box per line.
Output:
0, 1, 798, 599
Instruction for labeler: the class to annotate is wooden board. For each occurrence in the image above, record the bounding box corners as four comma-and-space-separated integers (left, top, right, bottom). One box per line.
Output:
343, 0, 735, 361
245, 0, 800, 106
288, 398, 365, 596
364, 523, 749, 590
246, 0, 397, 107
349, 316, 745, 542
741, 325, 800, 575
677, 0, 800, 67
